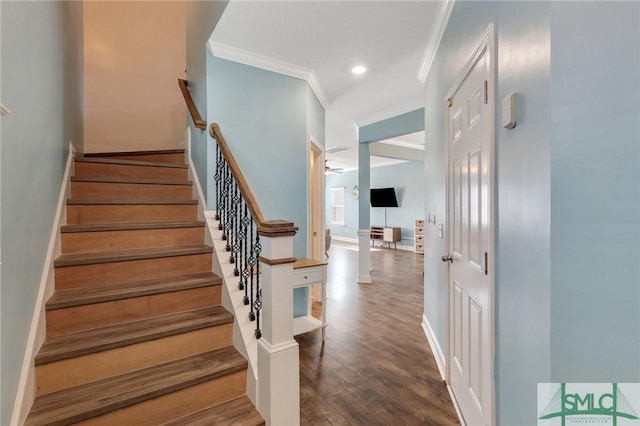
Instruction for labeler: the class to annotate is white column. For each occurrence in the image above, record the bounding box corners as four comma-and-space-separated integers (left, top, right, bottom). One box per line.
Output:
257, 220, 300, 426
357, 229, 372, 283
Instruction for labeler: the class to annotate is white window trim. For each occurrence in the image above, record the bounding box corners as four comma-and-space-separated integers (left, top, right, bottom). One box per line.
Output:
330, 186, 345, 225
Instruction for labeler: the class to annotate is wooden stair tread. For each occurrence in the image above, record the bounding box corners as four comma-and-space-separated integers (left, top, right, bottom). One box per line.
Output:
47, 272, 221, 310
26, 346, 246, 426
83, 148, 185, 157
54, 244, 212, 267
71, 176, 192, 186
66, 198, 197, 205
36, 306, 233, 365
75, 156, 187, 169
60, 220, 204, 233
161, 396, 264, 426
27, 148, 252, 425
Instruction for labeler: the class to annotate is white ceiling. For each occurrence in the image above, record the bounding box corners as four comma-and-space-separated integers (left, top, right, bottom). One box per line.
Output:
211, 0, 438, 170
379, 130, 425, 149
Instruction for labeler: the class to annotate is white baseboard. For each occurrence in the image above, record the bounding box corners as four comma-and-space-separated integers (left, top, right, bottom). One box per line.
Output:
332, 235, 417, 253
331, 235, 358, 244
11, 143, 75, 426
373, 242, 414, 252
421, 313, 446, 381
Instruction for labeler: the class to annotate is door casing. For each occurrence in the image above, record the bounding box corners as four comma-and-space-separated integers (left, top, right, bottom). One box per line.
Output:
309, 136, 324, 262
444, 23, 496, 425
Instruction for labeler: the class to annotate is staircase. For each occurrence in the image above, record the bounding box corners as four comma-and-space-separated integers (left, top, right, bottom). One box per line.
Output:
25, 150, 264, 426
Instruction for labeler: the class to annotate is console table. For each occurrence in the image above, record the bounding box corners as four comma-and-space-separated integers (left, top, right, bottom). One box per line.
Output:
370, 226, 401, 250
292, 258, 327, 341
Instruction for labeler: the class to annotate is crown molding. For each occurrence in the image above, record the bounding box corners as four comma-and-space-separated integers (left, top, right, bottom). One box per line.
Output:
207, 41, 330, 109
417, 0, 457, 83
306, 71, 329, 110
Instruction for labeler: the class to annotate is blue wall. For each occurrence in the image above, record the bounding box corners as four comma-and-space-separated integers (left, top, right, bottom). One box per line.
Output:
355, 109, 425, 232
357, 144, 371, 231
424, 2, 552, 423
206, 55, 325, 316
62, 1, 84, 155
549, 1, 640, 382
326, 161, 425, 247
185, 0, 228, 198
326, 171, 359, 239
424, 1, 640, 424
207, 53, 325, 258
1, 1, 84, 423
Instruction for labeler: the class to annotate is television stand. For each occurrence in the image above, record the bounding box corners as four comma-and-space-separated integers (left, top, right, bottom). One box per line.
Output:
370, 226, 401, 250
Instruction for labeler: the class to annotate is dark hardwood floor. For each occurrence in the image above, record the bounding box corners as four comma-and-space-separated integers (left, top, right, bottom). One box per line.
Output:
296, 241, 459, 425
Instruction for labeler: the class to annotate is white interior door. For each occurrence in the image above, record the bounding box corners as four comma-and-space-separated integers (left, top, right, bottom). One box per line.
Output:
446, 42, 493, 426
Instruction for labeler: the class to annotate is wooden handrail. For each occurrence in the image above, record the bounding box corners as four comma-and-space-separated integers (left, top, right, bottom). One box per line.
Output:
209, 123, 266, 224
178, 79, 206, 130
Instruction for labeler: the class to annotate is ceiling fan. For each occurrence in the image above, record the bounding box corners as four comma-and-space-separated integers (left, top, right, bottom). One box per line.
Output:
325, 161, 344, 174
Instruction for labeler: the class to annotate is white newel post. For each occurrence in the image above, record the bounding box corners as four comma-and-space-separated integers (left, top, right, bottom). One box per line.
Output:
257, 220, 300, 426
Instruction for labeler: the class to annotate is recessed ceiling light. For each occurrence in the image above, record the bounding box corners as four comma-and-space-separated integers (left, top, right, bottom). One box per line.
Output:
351, 65, 367, 75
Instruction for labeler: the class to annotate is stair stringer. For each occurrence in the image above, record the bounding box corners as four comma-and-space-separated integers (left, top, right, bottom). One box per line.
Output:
186, 152, 259, 407
205, 212, 259, 405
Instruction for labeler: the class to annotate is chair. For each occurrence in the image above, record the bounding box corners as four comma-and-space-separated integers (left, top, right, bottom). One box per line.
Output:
325, 229, 331, 258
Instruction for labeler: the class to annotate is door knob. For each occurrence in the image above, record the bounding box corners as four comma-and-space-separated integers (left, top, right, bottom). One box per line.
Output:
441, 254, 453, 263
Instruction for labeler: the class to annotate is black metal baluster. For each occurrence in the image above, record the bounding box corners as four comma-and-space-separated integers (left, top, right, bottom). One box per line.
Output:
228, 180, 238, 263
247, 222, 256, 319
240, 204, 250, 303
231, 184, 241, 271
220, 161, 226, 232
237, 201, 248, 281
212, 136, 268, 341
224, 165, 232, 251
220, 164, 228, 234
254, 233, 262, 339
214, 142, 222, 221
255, 288, 262, 339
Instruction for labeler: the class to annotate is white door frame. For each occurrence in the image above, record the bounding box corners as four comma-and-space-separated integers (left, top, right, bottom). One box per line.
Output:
308, 135, 325, 261
444, 23, 495, 425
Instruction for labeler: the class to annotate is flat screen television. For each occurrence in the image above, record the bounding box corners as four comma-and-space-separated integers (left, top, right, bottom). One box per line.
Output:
370, 187, 398, 207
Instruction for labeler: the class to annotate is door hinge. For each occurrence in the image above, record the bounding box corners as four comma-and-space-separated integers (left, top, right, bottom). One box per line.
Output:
484, 252, 488, 275
483, 80, 488, 104
447, 98, 452, 108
